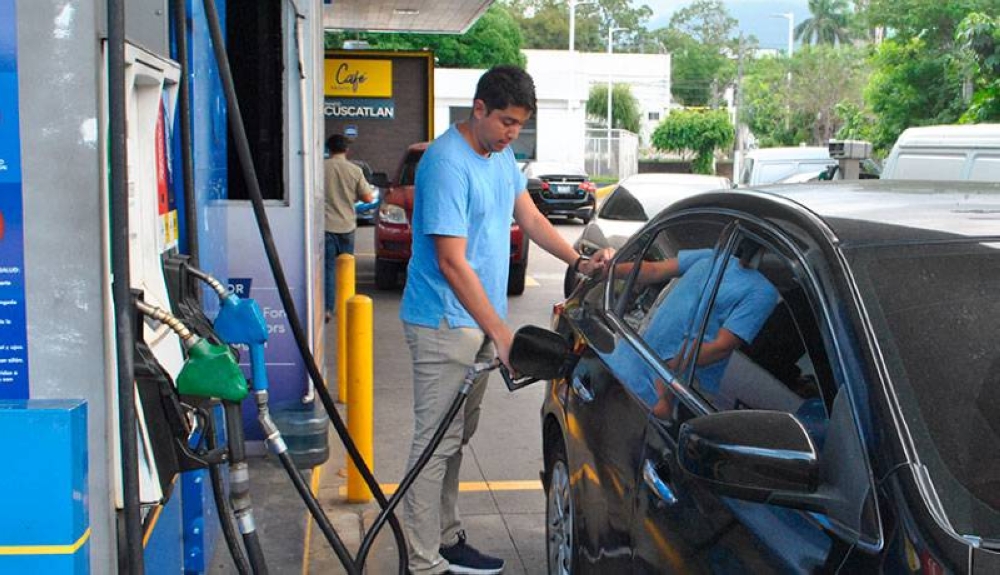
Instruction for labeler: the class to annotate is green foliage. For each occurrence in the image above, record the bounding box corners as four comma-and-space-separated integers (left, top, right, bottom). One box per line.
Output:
651, 109, 734, 174
501, 0, 651, 53
795, 0, 853, 45
657, 0, 740, 106
585, 84, 641, 133
324, 5, 526, 68
864, 37, 966, 152
866, 0, 1000, 46
956, 12, 1000, 122
741, 46, 870, 147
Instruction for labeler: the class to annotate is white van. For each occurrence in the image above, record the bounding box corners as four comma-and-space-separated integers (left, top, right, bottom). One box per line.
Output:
738, 147, 836, 187
881, 124, 1000, 181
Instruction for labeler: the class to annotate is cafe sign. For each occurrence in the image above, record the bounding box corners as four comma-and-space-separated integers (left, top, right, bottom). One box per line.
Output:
324, 59, 392, 98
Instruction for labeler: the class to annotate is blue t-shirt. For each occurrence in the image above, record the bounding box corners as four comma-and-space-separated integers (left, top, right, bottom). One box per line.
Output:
641, 249, 779, 393
400, 125, 527, 329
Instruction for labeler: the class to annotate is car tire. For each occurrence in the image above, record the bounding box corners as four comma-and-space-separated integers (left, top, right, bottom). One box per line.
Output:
374, 258, 399, 290
545, 439, 575, 575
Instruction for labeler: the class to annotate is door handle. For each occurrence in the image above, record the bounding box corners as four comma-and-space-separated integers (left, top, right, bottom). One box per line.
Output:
570, 374, 594, 403
643, 459, 678, 506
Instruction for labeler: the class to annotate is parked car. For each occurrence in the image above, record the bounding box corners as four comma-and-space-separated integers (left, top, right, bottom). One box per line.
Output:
881, 123, 1000, 181
564, 172, 731, 296
374, 142, 530, 294
350, 159, 385, 224
537, 180, 1000, 574
738, 146, 837, 187
522, 161, 597, 223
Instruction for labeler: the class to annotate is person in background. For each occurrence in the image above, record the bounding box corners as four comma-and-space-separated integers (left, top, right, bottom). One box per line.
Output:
399, 65, 612, 575
323, 134, 373, 323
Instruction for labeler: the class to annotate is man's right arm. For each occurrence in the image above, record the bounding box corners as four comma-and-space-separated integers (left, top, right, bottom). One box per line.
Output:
356, 173, 374, 204
434, 235, 514, 367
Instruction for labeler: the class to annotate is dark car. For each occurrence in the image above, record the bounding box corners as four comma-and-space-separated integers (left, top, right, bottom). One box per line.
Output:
374, 142, 530, 294
522, 161, 597, 223
537, 180, 1000, 574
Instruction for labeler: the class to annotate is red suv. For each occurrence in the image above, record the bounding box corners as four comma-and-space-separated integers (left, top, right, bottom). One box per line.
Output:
374, 142, 530, 295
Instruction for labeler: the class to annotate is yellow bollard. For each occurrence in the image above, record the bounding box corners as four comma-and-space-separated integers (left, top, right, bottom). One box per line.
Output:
335, 254, 355, 404
346, 294, 374, 503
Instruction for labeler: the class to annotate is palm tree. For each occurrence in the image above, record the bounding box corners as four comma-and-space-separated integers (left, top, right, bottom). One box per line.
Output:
795, 0, 852, 45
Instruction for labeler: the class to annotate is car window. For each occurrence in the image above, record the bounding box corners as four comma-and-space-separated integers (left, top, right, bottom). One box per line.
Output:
604, 217, 728, 409
398, 149, 424, 186
847, 240, 1000, 540
686, 235, 833, 448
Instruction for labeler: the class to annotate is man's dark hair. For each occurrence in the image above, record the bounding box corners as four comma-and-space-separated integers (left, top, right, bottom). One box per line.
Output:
474, 65, 536, 114
327, 134, 349, 154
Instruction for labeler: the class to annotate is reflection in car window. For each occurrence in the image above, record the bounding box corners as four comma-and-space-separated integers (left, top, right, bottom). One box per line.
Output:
848, 241, 1000, 540
690, 238, 832, 447
605, 218, 727, 410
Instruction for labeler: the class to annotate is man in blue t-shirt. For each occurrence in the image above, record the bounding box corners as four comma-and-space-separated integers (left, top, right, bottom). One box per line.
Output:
399, 66, 612, 575
617, 246, 778, 417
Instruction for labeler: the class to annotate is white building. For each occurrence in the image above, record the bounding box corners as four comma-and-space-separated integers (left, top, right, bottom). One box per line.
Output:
433, 48, 671, 170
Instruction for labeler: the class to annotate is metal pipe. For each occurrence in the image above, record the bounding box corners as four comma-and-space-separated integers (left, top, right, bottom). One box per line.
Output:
107, 0, 144, 570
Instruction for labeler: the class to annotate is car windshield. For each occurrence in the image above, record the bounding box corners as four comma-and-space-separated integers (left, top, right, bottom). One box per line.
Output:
846, 240, 1000, 540
599, 182, 722, 221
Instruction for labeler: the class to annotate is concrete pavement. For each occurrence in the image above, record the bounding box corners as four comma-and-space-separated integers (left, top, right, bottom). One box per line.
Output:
209, 223, 586, 575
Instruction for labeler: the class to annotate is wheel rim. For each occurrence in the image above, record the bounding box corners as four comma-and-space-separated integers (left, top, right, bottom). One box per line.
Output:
547, 459, 573, 575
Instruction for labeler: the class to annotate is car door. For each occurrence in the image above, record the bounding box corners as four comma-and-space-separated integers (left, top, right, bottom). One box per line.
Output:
565, 214, 730, 572
631, 223, 859, 573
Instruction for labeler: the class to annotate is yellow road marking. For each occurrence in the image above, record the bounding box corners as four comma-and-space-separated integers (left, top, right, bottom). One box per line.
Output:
302, 466, 324, 575
525, 276, 540, 287
337, 479, 542, 497
0, 528, 91, 555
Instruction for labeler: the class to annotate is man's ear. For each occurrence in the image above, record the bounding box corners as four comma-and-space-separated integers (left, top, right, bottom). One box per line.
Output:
472, 99, 487, 119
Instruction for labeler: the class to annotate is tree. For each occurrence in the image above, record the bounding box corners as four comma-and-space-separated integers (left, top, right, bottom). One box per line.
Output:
651, 109, 734, 174
667, 0, 737, 47
956, 12, 1000, 122
741, 46, 870, 147
324, 5, 526, 68
501, 0, 651, 53
795, 0, 853, 45
656, 0, 740, 106
864, 37, 966, 151
586, 83, 641, 133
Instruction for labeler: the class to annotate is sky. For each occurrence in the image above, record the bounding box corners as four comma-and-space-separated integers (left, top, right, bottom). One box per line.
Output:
643, 0, 812, 53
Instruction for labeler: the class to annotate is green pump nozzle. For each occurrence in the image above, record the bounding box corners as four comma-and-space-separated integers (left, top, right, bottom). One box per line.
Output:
135, 299, 249, 402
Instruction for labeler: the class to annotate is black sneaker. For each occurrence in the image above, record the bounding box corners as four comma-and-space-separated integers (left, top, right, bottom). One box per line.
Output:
439, 531, 504, 575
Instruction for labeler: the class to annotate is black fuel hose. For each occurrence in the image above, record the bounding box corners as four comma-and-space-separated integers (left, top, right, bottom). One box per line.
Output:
199, 0, 407, 572
107, 0, 144, 572
224, 402, 270, 575
170, 0, 199, 267
276, 449, 358, 574
205, 407, 252, 575
357, 380, 473, 567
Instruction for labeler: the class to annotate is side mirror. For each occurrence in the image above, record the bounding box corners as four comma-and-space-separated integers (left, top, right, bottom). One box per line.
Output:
678, 410, 820, 507
372, 172, 390, 188
501, 325, 572, 391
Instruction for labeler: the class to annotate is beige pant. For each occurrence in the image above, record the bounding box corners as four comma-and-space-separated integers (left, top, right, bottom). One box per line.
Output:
402, 322, 494, 575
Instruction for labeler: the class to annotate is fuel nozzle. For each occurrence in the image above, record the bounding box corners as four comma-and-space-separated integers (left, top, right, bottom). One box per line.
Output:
135, 299, 249, 402
184, 265, 271, 391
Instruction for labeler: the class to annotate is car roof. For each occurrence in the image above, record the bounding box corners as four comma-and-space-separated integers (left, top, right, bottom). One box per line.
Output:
662, 179, 1000, 246
893, 123, 1000, 148
744, 146, 832, 161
